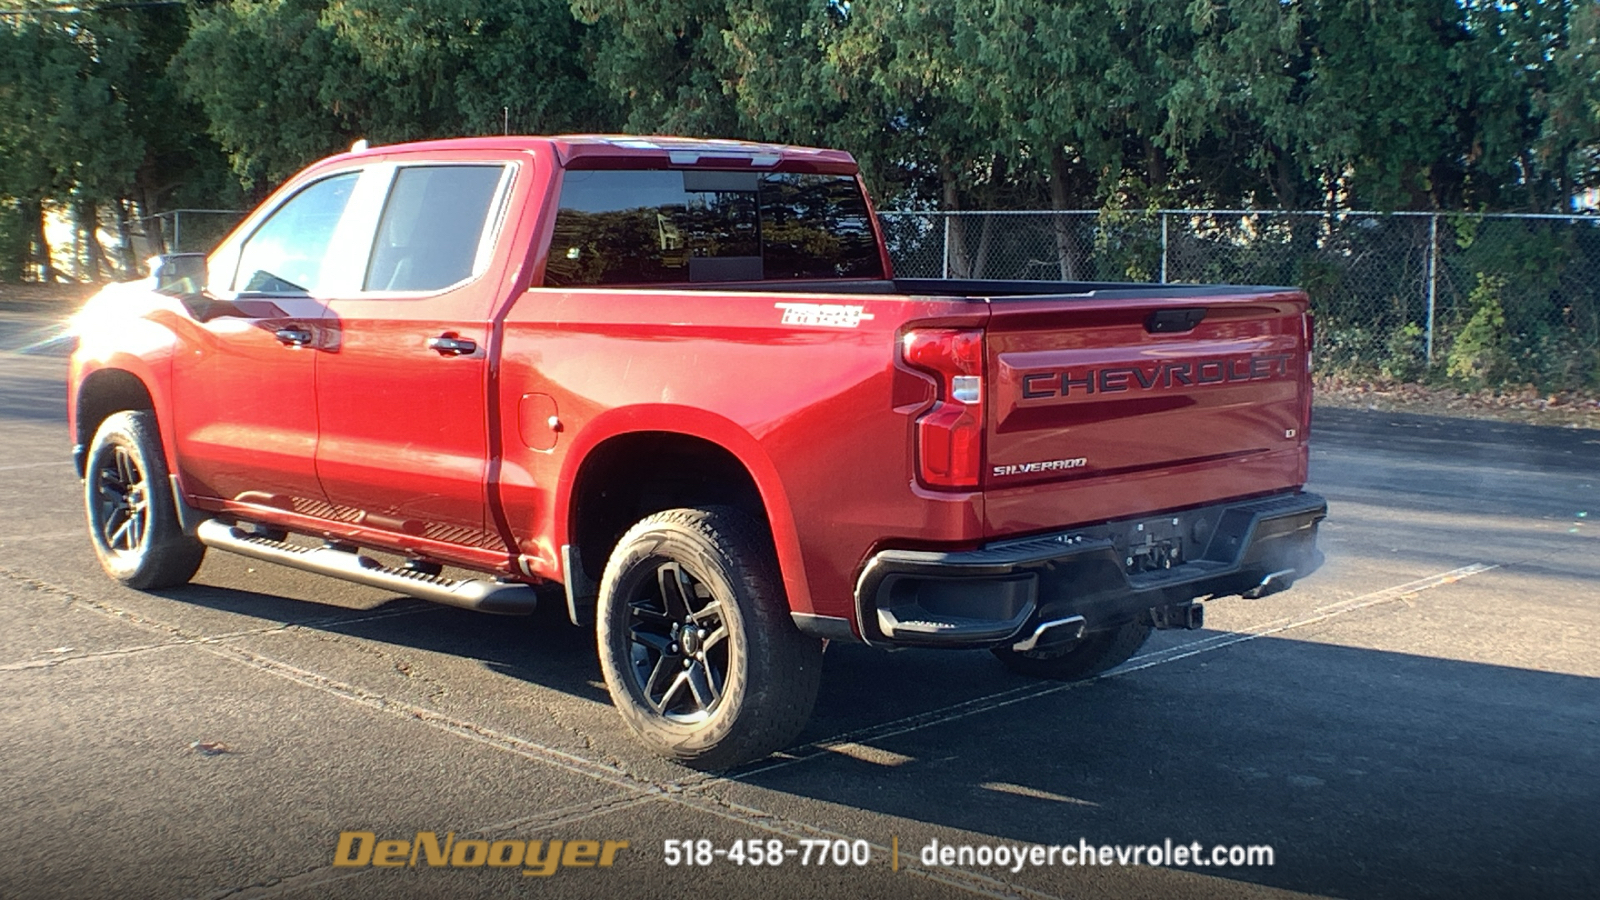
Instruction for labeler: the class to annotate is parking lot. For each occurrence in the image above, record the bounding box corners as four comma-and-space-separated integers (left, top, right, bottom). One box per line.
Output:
2, 297, 1596, 900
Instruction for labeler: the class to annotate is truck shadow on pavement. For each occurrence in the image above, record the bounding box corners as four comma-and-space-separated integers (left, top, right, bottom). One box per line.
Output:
748, 634, 1600, 900
151, 581, 613, 706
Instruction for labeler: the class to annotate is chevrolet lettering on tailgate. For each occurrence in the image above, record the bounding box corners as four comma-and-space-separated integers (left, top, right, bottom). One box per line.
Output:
1020, 353, 1297, 400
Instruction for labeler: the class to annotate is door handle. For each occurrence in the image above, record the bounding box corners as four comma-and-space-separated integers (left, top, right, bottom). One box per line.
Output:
274, 326, 313, 347
427, 335, 477, 356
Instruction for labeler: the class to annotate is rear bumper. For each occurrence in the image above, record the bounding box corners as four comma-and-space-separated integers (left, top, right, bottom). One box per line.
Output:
851, 490, 1326, 649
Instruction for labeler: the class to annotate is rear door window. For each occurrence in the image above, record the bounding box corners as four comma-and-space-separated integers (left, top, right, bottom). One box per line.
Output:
364, 165, 508, 292
544, 170, 883, 286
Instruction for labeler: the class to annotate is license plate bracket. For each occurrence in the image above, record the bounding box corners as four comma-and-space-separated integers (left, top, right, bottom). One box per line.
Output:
1123, 517, 1186, 574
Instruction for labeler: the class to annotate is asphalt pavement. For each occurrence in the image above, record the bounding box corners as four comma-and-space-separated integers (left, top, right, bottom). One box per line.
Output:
1, 299, 1596, 900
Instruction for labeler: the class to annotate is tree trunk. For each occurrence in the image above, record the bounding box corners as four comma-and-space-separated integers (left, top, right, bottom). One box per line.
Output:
115, 200, 139, 277
1049, 148, 1086, 280
1268, 144, 1300, 210
23, 198, 56, 283
137, 186, 167, 256
1517, 150, 1542, 211
969, 214, 995, 279
80, 202, 113, 282
1557, 151, 1573, 214
1143, 137, 1168, 190
941, 167, 970, 279
967, 155, 1007, 279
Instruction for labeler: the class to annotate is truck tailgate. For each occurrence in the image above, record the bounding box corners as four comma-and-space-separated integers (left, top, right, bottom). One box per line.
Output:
982, 289, 1311, 537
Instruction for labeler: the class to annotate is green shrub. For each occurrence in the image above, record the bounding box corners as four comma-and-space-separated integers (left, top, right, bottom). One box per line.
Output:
1381, 322, 1427, 382
1446, 274, 1512, 388
1314, 321, 1383, 377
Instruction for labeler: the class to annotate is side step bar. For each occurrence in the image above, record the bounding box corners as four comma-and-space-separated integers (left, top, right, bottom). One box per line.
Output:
195, 520, 540, 615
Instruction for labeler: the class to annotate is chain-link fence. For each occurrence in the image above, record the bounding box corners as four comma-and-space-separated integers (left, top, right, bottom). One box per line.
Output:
134, 209, 247, 257
52, 209, 248, 282
71, 205, 1600, 390
880, 210, 1600, 391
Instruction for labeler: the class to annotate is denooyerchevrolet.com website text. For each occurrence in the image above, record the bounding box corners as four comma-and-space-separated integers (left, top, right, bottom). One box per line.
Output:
916, 838, 1276, 872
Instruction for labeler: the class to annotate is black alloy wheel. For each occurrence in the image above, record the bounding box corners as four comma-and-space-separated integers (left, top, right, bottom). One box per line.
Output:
83, 410, 205, 589
624, 560, 731, 723
92, 443, 150, 557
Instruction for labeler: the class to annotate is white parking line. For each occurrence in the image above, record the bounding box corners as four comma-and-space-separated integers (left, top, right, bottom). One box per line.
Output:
1118, 563, 1496, 673
191, 638, 1066, 900
0, 530, 87, 544
5, 562, 1495, 900
0, 605, 440, 672
2, 565, 1066, 899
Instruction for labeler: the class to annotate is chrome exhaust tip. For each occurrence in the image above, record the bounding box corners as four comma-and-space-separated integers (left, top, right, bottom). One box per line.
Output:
1011, 615, 1086, 653
1242, 568, 1297, 599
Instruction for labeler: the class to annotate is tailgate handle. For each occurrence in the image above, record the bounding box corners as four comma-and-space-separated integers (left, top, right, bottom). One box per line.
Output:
1145, 308, 1207, 333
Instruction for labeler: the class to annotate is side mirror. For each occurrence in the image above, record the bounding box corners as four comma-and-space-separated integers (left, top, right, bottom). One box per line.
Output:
150, 253, 208, 296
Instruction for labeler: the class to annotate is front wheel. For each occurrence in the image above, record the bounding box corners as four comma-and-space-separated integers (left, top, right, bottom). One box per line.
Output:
595, 506, 822, 769
84, 410, 206, 589
991, 620, 1152, 680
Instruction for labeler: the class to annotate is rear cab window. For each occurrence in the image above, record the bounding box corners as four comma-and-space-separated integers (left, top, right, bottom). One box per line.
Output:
543, 170, 883, 286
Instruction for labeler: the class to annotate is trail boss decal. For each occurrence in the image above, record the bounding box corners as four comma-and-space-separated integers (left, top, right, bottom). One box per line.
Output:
775, 302, 874, 328
1020, 352, 1295, 400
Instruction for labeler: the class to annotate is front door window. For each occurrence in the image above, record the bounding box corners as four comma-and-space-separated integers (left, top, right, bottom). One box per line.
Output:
233, 173, 360, 295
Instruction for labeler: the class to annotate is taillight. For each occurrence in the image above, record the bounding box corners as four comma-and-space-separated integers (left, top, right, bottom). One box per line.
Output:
903, 328, 984, 490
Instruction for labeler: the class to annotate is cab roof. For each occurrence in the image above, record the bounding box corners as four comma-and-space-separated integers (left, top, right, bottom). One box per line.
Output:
335, 134, 860, 175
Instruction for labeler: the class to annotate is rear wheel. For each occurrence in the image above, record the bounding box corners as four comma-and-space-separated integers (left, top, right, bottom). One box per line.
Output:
84, 411, 206, 589
991, 620, 1152, 680
595, 506, 822, 769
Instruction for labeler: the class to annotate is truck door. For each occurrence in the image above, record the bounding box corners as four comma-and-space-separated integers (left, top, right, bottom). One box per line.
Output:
312, 161, 518, 554
170, 171, 362, 510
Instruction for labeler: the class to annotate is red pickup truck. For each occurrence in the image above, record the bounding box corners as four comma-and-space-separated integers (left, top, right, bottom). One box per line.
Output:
69, 135, 1324, 768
